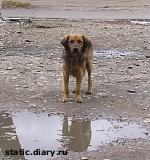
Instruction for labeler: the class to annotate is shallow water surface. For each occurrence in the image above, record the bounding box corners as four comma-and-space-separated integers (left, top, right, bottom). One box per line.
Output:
0, 111, 149, 160
94, 50, 138, 58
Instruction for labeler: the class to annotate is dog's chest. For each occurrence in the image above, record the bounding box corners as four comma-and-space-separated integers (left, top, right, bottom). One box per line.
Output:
69, 58, 86, 76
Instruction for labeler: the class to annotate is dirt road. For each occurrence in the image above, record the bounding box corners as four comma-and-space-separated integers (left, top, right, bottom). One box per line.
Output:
0, 18, 150, 159
0, 1, 150, 160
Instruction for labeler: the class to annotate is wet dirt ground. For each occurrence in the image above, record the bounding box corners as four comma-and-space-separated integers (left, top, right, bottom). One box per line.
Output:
0, 18, 150, 160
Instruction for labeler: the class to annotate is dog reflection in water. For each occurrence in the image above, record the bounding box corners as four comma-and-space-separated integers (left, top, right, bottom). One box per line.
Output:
62, 115, 91, 152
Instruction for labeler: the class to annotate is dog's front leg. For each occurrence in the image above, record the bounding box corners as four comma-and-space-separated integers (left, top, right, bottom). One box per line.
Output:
62, 71, 69, 102
75, 74, 83, 103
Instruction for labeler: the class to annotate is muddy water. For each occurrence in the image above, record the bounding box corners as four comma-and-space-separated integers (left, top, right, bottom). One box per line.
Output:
94, 50, 139, 58
0, 111, 149, 160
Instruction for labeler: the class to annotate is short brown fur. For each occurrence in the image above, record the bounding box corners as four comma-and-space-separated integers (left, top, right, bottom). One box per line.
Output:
61, 34, 93, 103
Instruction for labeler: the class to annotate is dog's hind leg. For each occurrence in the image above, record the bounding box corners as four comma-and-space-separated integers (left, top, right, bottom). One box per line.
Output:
86, 62, 92, 94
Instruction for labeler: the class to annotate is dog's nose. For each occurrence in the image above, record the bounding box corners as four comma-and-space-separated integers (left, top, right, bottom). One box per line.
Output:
73, 47, 78, 52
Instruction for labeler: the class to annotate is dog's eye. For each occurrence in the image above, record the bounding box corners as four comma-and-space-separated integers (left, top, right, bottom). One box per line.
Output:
69, 40, 74, 43
77, 40, 83, 44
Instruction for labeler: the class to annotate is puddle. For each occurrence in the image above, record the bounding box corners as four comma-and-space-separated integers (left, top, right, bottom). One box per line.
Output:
0, 111, 149, 160
94, 50, 138, 58
130, 19, 150, 25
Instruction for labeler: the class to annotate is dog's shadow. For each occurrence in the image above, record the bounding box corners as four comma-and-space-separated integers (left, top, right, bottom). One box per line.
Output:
62, 115, 91, 152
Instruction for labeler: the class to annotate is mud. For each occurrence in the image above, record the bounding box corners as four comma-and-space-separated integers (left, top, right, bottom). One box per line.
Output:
0, 19, 150, 160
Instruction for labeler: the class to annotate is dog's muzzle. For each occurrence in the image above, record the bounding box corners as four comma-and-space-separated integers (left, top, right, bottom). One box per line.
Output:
73, 47, 79, 53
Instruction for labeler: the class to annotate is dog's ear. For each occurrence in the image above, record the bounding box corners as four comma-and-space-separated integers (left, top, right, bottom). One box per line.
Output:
82, 35, 92, 50
61, 35, 69, 50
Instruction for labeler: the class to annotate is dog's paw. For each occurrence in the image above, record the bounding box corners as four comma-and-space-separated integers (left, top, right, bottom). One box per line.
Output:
62, 97, 69, 103
76, 98, 83, 103
86, 91, 92, 94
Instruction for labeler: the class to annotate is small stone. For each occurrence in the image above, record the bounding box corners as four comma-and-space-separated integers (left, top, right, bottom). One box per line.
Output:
97, 93, 108, 97
5, 67, 13, 70
143, 132, 149, 136
37, 82, 43, 87
47, 69, 53, 72
82, 95, 86, 98
24, 100, 29, 103
30, 104, 37, 108
0, 42, 4, 46
107, 105, 112, 108
133, 63, 140, 66
143, 118, 150, 124
23, 85, 29, 88
25, 39, 32, 42
38, 64, 44, 67
11, 77, 18, 80
1, 57, 6, 61
145, 55, 150, 58
141, 71, 147, 74
81, 157, 88, 160
34, 70, 41, 72
30, 94, 43, 99
43, 99, 47, 103
127, 66, 132, 69
127, 90, 136, 93
48, 56, 53, 59
42, 107, 46, 111
121, 118, 128, 121
120, 54, 125, 56
16, 31, 22, 34
113, 125, 120, 129
10, 125, 16, 129
11, 136, 17, 140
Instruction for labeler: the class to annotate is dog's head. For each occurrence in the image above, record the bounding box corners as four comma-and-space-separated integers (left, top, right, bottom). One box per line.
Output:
61, 34, 92, 53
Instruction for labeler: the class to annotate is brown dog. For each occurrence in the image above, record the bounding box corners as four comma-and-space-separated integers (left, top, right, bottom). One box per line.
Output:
61, 34, 93, 103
